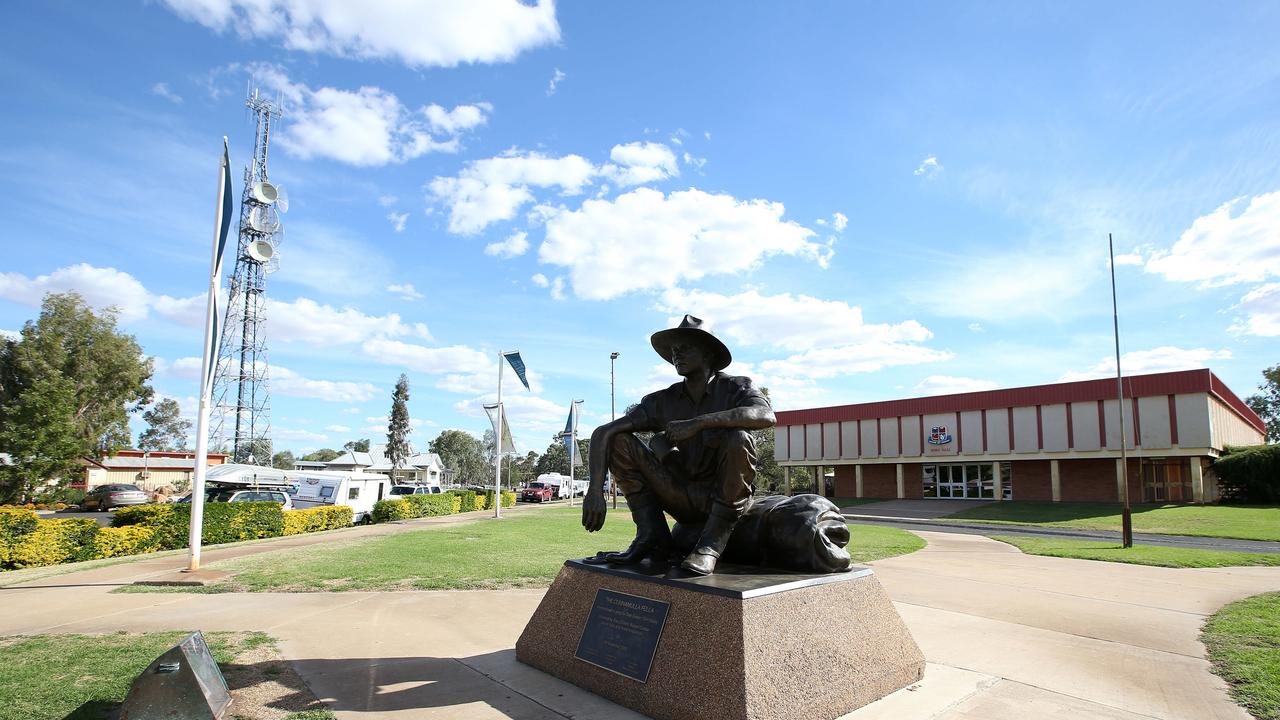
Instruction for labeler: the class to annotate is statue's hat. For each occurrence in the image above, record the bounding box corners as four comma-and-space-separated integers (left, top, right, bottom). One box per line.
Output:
650, 314, 732, 372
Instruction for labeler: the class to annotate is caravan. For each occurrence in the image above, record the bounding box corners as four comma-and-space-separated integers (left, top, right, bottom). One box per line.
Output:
286, 470, 392, 523
535, 472, 588, 499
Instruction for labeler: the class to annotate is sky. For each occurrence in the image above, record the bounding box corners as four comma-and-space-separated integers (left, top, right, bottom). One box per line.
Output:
1, 1, 1277, 461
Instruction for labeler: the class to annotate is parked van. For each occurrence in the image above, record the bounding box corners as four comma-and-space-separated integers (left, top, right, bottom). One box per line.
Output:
285, 470, 392, 523
388, 483, 444, 497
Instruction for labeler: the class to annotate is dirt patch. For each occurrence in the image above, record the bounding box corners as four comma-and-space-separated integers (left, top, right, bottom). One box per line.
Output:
220, 634, 329, 720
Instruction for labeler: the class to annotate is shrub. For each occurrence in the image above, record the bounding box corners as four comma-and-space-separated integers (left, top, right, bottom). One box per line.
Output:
450, 494, 462, 514
283, 506, 355, 535
482, 490, 517, 509
0, 508, 39, 566
401, 494, 455, 517
111, 502, 284, 549
1215, 445, 1280, 503
448, 490, 481, 512
94, 525, 159, 559
371, 499, 415, 523
9, 518, 99, 568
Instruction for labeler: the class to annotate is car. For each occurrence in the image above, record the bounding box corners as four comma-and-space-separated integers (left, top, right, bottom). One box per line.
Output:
82, 484, 149, 511
177, 486, 293, 510
520, 482, 556, 503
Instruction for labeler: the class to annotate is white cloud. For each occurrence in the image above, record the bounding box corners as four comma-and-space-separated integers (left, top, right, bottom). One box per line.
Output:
540, 188, 829, 300
1112, 252, 1145, 266
387, 211, 409, 232
273, 366, 379, 402
253, 66, 489, 166
0, 263, 152, 323
546, 68, 566, 96
484, 231, 530, 259
377, 195, 398, 207
454, 392, 570, 440
361, 339, 493, 376
1058, 346, 1234, 382
1145, 192, 1280, 288
151, 82, 182, 104
155, 356, 203, 380
531, 273, 550, 287
832, 212, 848, 232
682, 152, 707, 171
602, 142, 679, 186
269, 297, 425, 346
0, 329, 18, 341
658, 289, 935, 352
274, 427, 329, 442
967, 323, 985, 332
550, 276, 566, 301
1230, 283, 1280, 336
907, 248, 1097, 322
160, 0, 559, 68
386, 283, 423, 301
914, 155, 942, 178
325, 424, 351, 433
428, 151, 595, 234
912, 375, 998, 396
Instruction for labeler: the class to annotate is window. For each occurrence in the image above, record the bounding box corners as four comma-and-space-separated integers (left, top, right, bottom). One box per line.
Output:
922, 463, 1005, 500
348, 487, 360, 500
319, 486, 334, 499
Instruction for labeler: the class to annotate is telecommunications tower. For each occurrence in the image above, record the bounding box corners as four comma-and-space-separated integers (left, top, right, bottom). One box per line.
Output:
210, 87, 288, 464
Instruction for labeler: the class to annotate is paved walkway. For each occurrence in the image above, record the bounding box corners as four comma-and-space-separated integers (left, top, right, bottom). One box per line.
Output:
2, 514, 1278, 719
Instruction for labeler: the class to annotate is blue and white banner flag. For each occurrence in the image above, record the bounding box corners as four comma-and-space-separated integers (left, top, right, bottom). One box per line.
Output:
204, 138, 233, 397
503, 350, 530, 391
562, 399, 583, 467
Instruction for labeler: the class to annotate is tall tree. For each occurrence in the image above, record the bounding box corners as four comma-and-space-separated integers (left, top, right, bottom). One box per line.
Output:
752, 387, 784, 492
1245, 364, 1280, 443
343, 438, 371, 453
429, 429, 486, 485
137, 398, 191, 451
0, 293, 152, 501
301, 448, 340, 463
271, 450, 295, 470
386, 374, 411, 472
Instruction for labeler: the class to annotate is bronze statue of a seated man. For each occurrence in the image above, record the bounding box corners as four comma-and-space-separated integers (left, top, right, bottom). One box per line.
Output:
582, 315, 852, 576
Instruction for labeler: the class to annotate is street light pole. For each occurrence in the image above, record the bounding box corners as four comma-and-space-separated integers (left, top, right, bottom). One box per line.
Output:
1109, 234, 1133, 548
610, 351, 619, 509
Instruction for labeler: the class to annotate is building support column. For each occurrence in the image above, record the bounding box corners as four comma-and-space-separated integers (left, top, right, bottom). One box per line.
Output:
855, 465, 864, 499
784, 466, 792, 496
991, 461, 1002, 501
1050, 460, 1061, 502
895, 463, 905, 499
1191, 458, 1205, 504
815, 465, 823, 496
1115, 458, 1126, 503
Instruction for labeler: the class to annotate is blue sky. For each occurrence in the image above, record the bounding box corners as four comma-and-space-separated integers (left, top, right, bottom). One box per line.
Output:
1, 1, 1277, 459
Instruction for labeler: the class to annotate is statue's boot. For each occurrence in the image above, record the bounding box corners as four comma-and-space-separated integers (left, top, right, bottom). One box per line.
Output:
582, 493, 672, 566
679, 502, 740, 576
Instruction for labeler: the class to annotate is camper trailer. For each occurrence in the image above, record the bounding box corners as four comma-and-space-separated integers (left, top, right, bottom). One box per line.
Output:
286, 470, 392, 523
534, 473, 588, 499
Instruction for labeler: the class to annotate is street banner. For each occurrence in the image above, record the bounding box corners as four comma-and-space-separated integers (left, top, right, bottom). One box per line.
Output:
503, 351, 530, 391
483, 402, 516, 454
562, 399, 583, 467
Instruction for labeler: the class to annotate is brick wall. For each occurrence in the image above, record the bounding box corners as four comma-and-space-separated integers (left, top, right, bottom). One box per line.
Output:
1058, 458, 1142, 503
1012, 460, 1052, 501
862, 464, 898, 498
835, 466, 856, 497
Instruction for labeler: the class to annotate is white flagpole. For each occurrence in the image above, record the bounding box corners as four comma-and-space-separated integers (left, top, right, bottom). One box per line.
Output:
494, 351, 504, 519
567, 401, 575, 508
188, 140, 227, 572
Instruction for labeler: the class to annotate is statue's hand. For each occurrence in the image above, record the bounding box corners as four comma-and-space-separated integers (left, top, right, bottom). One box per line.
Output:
665, 418, 702, 443
582, 490, 608, 532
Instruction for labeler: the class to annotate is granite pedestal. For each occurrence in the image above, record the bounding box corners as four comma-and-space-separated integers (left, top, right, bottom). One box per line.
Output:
515, 560, 924, 720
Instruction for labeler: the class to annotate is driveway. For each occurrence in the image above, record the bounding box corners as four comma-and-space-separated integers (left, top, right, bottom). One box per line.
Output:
1, 526, 1277, 718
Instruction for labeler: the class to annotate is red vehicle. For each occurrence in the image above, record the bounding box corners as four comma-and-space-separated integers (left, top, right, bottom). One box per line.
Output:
520, 482, 555, 503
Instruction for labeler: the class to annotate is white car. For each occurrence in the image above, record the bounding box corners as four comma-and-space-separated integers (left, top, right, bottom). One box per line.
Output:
179, 487, 293, 510
389, 484, 444, 496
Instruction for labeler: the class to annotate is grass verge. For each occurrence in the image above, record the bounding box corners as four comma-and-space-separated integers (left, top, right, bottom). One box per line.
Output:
1202, 592, 1280, 720
0, 631, 333, 720
120, 508, 925, 592
944, 502, 1280, 542
991, 534, 1280, 568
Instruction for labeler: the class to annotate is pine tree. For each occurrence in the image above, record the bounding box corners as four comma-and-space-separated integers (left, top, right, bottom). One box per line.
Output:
386, 374, 411, 475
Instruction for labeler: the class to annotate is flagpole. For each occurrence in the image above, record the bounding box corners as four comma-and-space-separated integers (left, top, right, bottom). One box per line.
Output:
1110, 233, 1133, 548
188, 138, 229, 572
494, 351, 504, 519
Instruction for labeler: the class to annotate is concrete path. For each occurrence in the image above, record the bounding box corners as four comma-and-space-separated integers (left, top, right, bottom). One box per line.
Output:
2, 521, 1278, 719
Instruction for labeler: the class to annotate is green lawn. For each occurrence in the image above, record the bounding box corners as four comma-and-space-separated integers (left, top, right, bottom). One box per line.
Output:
124, 508, 924, 592
1202, 592, 1280, 720
991, 534, 1280, 568
0, 631, 332, 720
944, 502, 1280, 542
